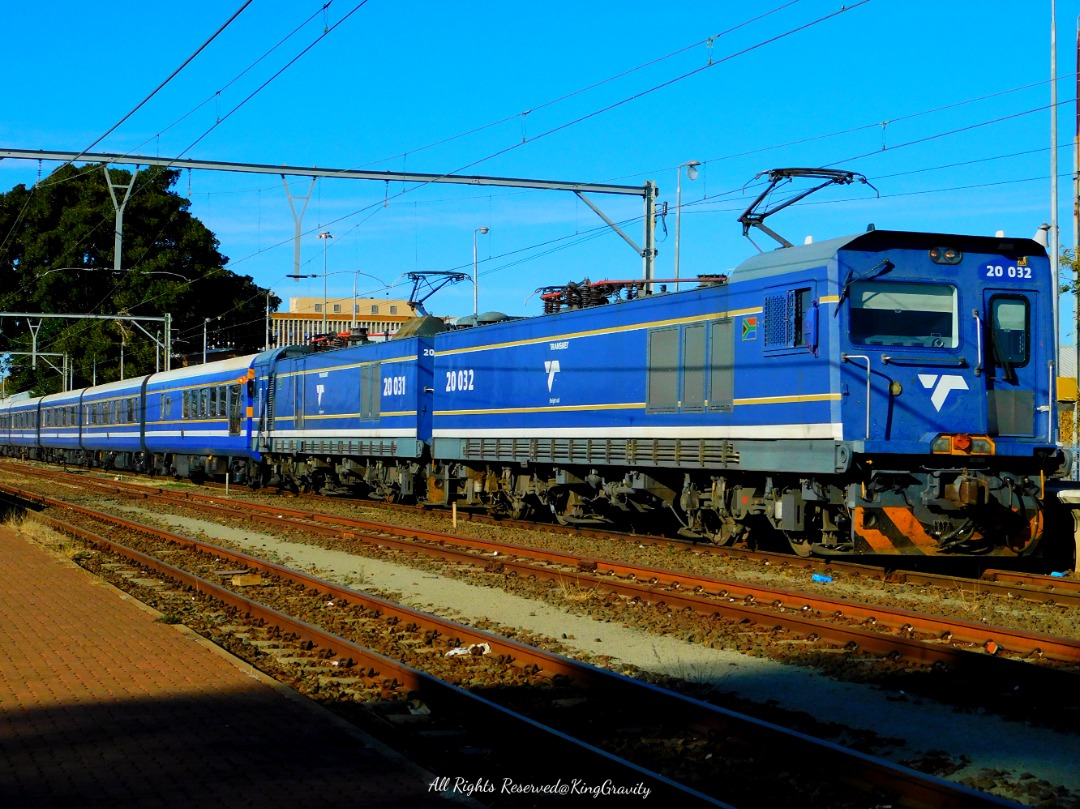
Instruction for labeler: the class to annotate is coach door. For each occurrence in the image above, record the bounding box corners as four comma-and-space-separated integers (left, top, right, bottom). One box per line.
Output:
228, 384, 242, 435
982, 290, 1038, 438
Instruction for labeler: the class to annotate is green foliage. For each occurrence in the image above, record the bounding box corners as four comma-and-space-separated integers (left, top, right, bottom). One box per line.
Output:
1062, 248, 1080, 295
0, 164, 280, 394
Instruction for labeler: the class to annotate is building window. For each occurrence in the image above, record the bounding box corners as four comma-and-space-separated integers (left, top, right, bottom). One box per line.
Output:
314, 304, 322, 313
390, 305, 398, 315
333, 304, 341, 313
371, 305, 379, 315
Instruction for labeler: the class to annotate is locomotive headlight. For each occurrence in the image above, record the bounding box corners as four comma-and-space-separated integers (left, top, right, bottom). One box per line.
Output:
929, 246, 963, 265
931, 434, 995, 454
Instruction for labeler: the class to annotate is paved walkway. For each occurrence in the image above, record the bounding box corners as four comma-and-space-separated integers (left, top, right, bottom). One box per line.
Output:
0, 526, 451, 808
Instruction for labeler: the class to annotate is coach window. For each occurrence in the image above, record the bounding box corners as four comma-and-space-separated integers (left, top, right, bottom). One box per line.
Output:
849, 281, 957, 349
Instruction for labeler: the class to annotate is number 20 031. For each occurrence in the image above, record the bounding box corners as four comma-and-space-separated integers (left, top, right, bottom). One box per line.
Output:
445, 369, 475, 391
383, 376, 406, 396
984, 264, 1032, 280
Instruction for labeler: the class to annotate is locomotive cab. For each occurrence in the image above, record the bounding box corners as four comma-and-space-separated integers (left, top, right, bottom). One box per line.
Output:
830, 231, 1061, 556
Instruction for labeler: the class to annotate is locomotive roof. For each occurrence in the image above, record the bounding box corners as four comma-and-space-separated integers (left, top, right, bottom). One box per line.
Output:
730, 229, 1048, 280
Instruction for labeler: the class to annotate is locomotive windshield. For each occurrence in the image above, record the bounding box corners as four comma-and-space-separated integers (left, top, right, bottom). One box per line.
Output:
848, 281, 958, 348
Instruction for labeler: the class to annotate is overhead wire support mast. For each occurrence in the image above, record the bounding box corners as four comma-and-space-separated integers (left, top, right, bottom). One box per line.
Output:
0, 149, 659, 282
0, 312, 172, 371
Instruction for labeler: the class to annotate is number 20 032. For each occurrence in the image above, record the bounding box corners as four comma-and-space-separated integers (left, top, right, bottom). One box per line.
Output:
445, 369, 475, 391
984, 264, 1032, 279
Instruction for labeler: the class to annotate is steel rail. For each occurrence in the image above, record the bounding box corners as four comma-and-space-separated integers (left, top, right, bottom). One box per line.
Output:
891, 568, 1080, 608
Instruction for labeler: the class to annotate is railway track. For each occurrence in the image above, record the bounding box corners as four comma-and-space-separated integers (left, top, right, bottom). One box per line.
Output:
214, 469, 1080, 603
0, 483, 1009, 807
5, 466, 1080, 719
8, 459, 1075, 601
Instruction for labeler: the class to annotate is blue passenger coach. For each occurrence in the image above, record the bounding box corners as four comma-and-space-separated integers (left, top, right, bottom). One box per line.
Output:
78, 376, 148, 465
37, 387, 83, 461
143, 355, 258, 480
427, 229, 1063, 558
0, 395, 44, 456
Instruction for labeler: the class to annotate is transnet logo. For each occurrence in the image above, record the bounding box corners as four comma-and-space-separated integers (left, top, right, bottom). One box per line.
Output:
544, 360, 560, 392
918, 374, 969, 411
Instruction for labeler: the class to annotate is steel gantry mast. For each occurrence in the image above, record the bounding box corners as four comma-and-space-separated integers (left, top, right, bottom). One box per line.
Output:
0, 149, 660, 283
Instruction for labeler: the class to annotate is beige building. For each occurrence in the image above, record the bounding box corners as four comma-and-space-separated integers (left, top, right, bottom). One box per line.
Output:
269, 295, 413, 347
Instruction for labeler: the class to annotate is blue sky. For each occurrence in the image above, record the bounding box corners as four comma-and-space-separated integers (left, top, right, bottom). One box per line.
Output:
4, 0, 1080, 337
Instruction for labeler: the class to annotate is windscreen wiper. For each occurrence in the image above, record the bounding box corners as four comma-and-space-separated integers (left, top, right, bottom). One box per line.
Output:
835, 258, 894, 316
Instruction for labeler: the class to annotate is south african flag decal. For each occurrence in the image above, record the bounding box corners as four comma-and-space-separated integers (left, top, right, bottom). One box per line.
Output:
742, 317, 757, 340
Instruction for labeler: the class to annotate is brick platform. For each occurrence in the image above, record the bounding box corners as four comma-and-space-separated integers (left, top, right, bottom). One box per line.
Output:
0, 527, 451, 808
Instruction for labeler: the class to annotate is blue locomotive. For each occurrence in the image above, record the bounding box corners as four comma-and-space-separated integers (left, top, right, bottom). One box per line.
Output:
426, 227, 1062, 557
0, 218, 1066, 558
249, 335, 434, 500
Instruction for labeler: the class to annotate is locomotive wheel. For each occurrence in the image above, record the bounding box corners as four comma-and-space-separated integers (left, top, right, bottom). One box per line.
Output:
784, 534, 814, 557
781, 502, 846, 557
552, 490, 583, 526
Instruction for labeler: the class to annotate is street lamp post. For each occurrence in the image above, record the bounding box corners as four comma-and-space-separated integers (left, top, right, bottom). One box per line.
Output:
265, 289, 274, 351
674, 160, 700, 283
318, 231, 332, 334
347, 270, 386, 333
203, 317, 210, 364
352, 272, 358, 331
473, 226, 489, 320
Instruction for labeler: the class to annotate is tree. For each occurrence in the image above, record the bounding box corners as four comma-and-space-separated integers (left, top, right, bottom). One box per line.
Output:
0, 163, 279, 394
